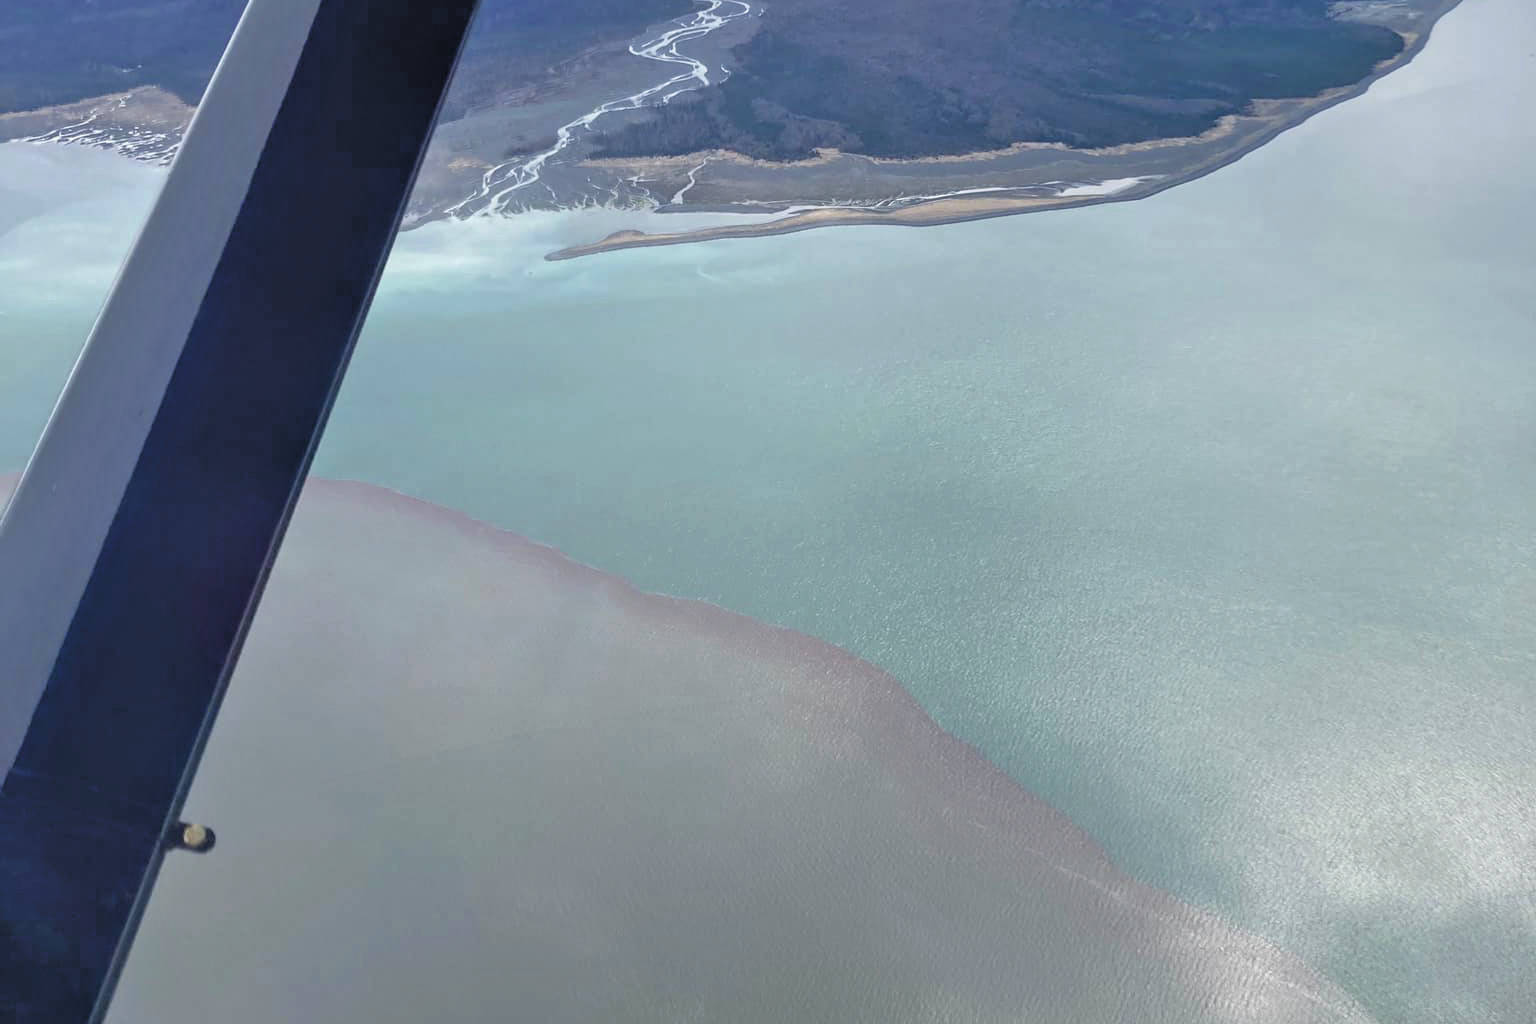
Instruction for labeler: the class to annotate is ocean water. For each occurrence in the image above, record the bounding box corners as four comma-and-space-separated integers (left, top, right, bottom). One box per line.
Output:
25, 475, 1370, 1024
1, 0, 1533, 1019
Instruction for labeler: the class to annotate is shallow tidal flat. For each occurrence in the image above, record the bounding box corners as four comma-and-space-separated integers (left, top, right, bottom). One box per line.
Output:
30, 476, 1370, 1023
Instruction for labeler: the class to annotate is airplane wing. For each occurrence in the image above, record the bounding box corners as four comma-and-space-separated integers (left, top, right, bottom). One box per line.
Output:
0, 0, 479, 1019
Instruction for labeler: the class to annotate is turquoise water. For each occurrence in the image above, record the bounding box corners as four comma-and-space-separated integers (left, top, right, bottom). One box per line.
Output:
3, 1, 1534, 1019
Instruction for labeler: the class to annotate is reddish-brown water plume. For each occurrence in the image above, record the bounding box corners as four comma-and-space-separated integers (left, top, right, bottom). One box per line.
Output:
0, 476, 1371, 1022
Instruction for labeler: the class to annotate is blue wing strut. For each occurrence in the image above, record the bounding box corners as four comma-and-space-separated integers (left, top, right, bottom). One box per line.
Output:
0, 0, 479, 1018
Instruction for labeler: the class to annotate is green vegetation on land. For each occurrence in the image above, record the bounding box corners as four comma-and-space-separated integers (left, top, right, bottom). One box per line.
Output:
594, 0, 1404, 160
2, 0, 1402, 166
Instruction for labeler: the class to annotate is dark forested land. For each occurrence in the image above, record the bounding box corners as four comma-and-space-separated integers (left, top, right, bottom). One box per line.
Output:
594, 0, 1406, 160
436, 0, 690, 122
0, 0, 246, 112
3, 0, 1404, 164
0, 0, 687, 115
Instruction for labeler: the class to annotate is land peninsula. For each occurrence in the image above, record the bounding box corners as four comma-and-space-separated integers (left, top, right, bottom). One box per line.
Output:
0, 0, 1463, 258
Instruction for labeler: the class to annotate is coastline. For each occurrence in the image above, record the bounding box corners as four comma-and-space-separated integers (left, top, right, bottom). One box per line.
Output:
0, 0, 1462, 263
546, 0, 1461, 261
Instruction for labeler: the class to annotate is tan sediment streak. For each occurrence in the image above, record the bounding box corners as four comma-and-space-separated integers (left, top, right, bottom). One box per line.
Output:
545, 193, 1085, 260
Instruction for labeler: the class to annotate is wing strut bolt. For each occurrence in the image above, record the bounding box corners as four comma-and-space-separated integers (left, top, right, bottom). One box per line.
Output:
170, 822, 216, 853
